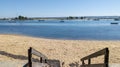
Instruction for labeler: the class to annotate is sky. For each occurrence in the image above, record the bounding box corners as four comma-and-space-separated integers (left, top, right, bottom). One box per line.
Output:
0, 0, 120, 18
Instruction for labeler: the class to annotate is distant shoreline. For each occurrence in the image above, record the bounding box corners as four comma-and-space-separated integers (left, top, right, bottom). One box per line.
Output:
0, 16, 120, 21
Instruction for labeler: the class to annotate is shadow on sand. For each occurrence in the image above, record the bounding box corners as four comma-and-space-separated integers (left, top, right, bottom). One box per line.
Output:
0, 51, 28, 60
0, 51, 39, 61
0, 51, 61, 67
69, 62, 80, 67
0, 51, 40, 67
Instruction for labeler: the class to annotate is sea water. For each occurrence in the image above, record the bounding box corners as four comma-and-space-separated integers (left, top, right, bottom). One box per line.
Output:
0, 20, 120, 40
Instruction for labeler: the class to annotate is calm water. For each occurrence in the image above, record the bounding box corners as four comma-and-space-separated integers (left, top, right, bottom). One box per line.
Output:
0, 20, 120, 40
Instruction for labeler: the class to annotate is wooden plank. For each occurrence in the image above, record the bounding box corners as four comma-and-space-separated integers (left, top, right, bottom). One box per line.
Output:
32, 62, 50, 67
28, 48, 32, 67
81, 64, 106, 67
47, 60, 61, 67
109, 64, 120, 67
81, 48, 108, 61
31, 60, 60, 67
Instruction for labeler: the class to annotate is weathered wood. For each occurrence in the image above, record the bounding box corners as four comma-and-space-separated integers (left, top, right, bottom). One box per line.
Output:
47, 60, 61, 67
40, 57, 42, 63
31, 48, 48, 60
88, 59, 91, 65
28, 48, 32, 67
81, 63, 106, 67
80, 48, 109, 67
104, 48, 109, 67
28, 47, 61, 67
81, 48, 108, 61
82, 61, 85, 65
32, 62, 50, 67
28, 47, 48, 67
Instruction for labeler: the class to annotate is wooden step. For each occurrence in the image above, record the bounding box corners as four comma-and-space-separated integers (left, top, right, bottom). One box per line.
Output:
32, 62, 50, 67
109, 64, 120, 67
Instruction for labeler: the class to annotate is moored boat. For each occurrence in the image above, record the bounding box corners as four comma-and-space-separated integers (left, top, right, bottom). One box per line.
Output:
38, 20, 45, 22
111, 22, 118, 24
60, 20, 64, 22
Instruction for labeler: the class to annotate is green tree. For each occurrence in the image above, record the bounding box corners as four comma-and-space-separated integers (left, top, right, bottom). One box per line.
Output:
75, 17, 78, 19
114, 18, 120, 21
80, 17, 84, 19
14, 15, 28, 20
67, 16, 74, 19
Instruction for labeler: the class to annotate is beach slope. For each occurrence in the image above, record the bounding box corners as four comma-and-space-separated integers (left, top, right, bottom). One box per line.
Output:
0, 34, 120, 66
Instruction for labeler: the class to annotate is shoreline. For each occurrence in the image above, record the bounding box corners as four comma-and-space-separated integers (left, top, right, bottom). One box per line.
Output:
0, 34, 120, 66
1, 34, 120, 41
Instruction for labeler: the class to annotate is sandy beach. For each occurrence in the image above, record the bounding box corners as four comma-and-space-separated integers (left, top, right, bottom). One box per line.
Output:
0, 34, 120, 67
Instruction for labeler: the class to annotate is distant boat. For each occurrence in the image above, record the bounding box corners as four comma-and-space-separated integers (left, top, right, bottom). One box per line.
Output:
111, 22, 118, 24
93, 19, 99, 21
8, 20, 16, 23
38, 20, 44, 21
60, 20, 64, 22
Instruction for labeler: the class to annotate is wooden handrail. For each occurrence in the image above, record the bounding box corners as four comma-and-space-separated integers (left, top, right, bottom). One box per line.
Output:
80, 48, 109, 67
31, 47, 48, 60
28, 47, 48, 67
81, 48, 109, 61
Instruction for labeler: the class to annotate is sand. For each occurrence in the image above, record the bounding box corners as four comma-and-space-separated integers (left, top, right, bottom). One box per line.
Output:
0, 34, 120, 67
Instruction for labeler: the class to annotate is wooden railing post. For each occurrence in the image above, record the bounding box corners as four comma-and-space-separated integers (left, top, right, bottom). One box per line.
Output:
28, 47, 32, 67
45, 59, 47, 63
104, 48, 109, 67
88, 58, 91, 65
82, 60, 85, 65
40, 57, 43, 63
28, 47, 48, 67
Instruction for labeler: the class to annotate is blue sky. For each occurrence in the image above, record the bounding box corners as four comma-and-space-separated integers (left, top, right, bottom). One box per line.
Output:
0, 0, 120, 18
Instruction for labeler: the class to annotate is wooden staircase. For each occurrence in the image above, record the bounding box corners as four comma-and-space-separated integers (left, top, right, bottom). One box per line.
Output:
26, 47, 120, 67
27, 47, 60, 67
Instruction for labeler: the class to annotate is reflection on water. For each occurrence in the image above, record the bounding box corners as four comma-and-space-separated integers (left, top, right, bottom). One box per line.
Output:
0, 20, 120, 40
